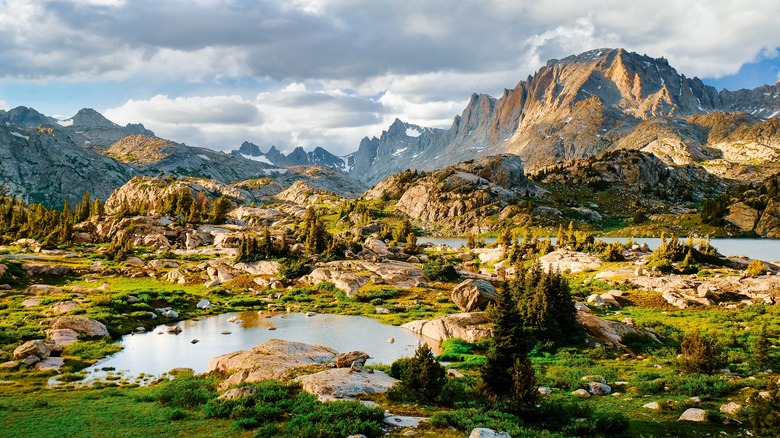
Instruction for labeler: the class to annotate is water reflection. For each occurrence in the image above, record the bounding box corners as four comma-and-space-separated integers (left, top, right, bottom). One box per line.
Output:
82, 312, 440, 380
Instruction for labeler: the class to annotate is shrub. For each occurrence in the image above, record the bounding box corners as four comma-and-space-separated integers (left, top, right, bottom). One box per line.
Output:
423, 257, 460, 282
429, 408, 526, 437
286, 396, 384, 438
157, 374, 216, 409
279, 258, 311, 280
677, 331, 724, 374
746, 259, 767, 277
750, 381, 780, 437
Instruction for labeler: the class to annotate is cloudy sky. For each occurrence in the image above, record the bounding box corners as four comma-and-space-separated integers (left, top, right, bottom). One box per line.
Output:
1, 0, 779, 156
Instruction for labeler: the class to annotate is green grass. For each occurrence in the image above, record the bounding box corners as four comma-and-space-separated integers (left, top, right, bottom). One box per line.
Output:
0, 385, 240, 438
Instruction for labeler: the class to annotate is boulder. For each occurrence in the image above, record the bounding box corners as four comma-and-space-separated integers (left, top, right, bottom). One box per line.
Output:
538, 250, 601, 273
21, 297, 42, 307
24, 264, 71, 277
234, 260, 282, 276
295, 368, 398, 399
196, 299, 211, 310
13, 340, 50, 360
50, 316, 109, 337
678, 408, 707, 422
36, 357, 65, 372
576, 305, 661, 349
451, 279, 497, 312
218, 387, 257, 400
26, 284, 63, 295
571, 389, 590, 398
587, 382, 612, 396
469, 428, 512, 438
51, 301, 82, 314
662, 291, 690, 309
363, 238, 389, 257
208, 339, 337, 389
45, 328, 79, 352
334, 351, 371, 368
383, 415, 428, 429
720, 402, 743, 416
125, 257, 144, 266
643, 402, 661, 410
402, 312, 491, 343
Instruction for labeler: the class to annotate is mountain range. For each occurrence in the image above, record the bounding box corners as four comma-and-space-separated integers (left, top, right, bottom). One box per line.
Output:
2, 47, 780, 208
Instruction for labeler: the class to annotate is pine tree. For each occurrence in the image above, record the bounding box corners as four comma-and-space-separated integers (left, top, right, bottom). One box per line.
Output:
509, 357, 537, 409
750, 325, 773, 372
209, 195, 232, 224
74, 191, 91, 223
397, 343, 446, 404
481, 286, 532, 399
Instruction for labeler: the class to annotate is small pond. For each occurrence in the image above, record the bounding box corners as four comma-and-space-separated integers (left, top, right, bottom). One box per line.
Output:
81, 312, 437, 380
418, 237, 780, 262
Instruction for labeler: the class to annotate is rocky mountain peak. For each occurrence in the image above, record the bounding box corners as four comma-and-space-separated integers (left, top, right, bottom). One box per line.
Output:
71, 108, 120, 129
238, 141, 262, 156
1, 106, 57, 128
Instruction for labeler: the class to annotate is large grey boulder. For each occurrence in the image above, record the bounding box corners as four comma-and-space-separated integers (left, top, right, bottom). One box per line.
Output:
451, 279, 497, 312
295, 368, 398, 399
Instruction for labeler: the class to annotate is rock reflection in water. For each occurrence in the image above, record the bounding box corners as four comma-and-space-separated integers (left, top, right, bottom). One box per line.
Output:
84, 312, 439, 381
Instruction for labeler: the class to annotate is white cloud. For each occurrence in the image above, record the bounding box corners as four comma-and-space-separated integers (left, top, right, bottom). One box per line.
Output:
5, 0, 780, 157
0, 100, 9, 111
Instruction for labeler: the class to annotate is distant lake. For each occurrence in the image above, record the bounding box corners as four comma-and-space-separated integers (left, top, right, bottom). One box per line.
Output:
418, 237, 780, 262
81, 312, 437, 380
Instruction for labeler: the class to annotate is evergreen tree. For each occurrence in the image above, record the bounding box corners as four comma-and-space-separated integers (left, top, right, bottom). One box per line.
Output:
481, 286, 532, 399
209, 196, 232, 224
89, 198, 104, 217
74, 191, 91, 223
395, 343, 446, 404
509, 357, 537, 409
750, 325, 773, 372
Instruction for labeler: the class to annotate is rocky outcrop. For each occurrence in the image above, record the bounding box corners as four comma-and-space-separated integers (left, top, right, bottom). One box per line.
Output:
629, 274, 780, 307
576, 304, 660, 350
402, 312, 491, 343
295, 368, 399, 399
304, 260, 428, 297
451, 279, 497, 312
365, 155, 538, 234
756, 199, 780, 238
725, 202, 760, 231
207, 339, 337, 389
539, 250, 602, 273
